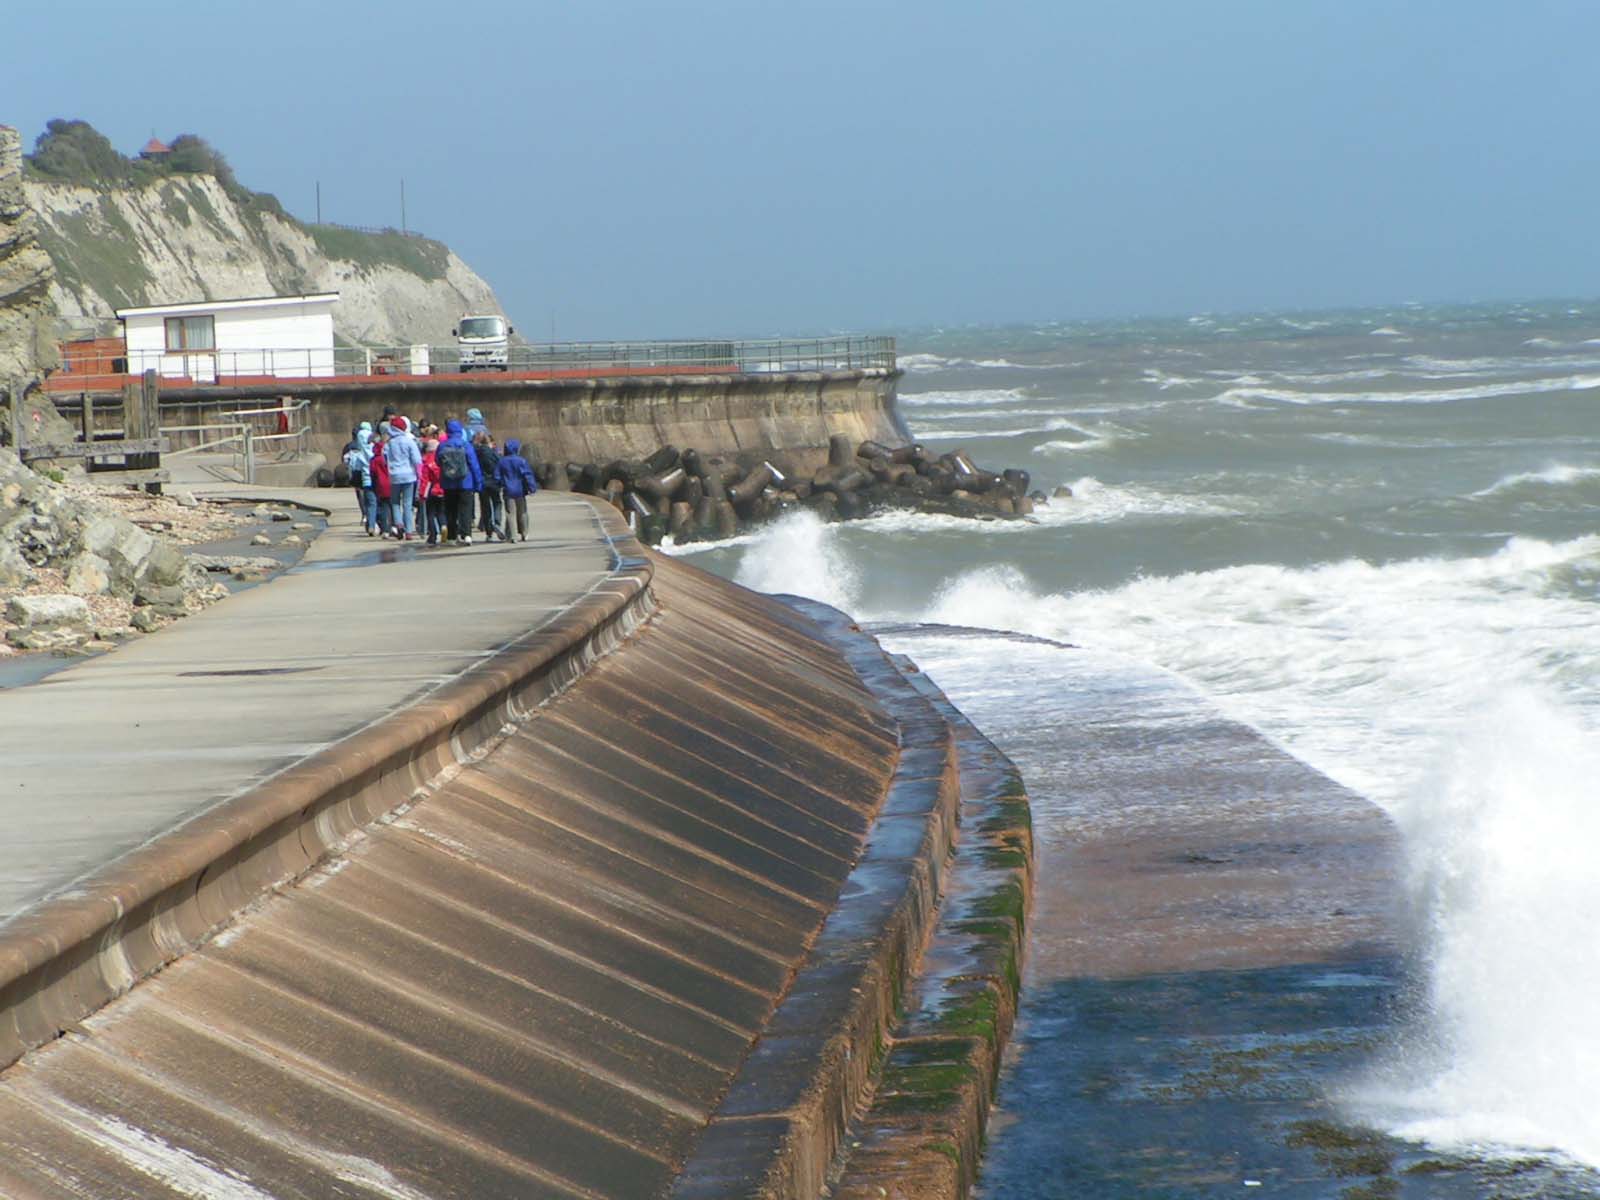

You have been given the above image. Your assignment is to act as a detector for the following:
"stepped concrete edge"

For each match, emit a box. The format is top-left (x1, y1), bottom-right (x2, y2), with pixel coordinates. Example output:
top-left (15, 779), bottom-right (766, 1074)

top-left (671, 598), bottom-right (1026, 1199)
top-left (831, 658), bottom-right (1034, 1199)
top-left (0, 498), bottom-right (653, 1073)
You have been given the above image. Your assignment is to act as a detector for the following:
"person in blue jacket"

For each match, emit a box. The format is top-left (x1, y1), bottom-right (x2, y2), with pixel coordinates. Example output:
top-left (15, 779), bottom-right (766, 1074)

top-left (437, 418), bottom-right (483, 544)
top-left (496, 439), bottom-right (539, 542)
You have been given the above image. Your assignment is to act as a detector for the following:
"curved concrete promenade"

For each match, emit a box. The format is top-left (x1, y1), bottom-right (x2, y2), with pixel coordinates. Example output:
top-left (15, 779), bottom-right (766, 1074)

top-left (0, 491), bottom-right (1027, 1198)
top-left (0, 491), bottom-right (630, 926)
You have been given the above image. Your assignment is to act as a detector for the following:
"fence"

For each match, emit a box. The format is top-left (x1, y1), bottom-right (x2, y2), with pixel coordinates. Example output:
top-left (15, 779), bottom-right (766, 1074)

top-left (310, 221), bottom-right (426, 239)
top-left (159, 398), bottom-right (312, 485)
top-left (50, 335), bottom-right (897, 388)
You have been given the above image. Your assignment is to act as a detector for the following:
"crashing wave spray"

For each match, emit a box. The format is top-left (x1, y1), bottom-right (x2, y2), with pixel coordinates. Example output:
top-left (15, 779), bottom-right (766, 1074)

top-left (731, 510), bottom-right (861, 612)
top-left (1351, 692), bottom-right (1600, 1168)
top-left (804, 528), bottom-right (1600, 1168)
top-left (916, 540), bottom-right (1600, 1168)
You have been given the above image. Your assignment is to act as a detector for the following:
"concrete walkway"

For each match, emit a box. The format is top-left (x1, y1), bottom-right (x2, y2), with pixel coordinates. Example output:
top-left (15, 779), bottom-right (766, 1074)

top-left (0, 489), bottom-right (621, 925)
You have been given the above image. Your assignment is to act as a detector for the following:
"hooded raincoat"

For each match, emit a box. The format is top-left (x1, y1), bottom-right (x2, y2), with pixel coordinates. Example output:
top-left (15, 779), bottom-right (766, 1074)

top-left (497, 439), bottom-right (538, 499)
top-left (440, 419), bottom-right (484, 492)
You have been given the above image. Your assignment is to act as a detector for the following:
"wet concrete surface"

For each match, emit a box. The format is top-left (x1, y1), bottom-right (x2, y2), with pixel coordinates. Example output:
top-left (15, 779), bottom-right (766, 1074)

top-left (874, 633), bottom-right (1597, 1200)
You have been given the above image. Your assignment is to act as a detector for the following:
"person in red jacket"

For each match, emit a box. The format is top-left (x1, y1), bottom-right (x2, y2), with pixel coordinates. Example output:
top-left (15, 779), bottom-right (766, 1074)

top-left (368, 429), bottom-right (392, 537)
top-left (418, 434), bottom-right (446, 545)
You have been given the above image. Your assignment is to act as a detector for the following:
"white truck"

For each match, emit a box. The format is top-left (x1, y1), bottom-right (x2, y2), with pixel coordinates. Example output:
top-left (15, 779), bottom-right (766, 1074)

top-left (453, 314), bottom-right (513, 372)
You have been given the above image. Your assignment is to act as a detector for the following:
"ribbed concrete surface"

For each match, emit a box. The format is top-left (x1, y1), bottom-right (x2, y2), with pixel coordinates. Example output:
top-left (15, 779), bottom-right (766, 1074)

top-left (0, 560), bottom-right (899, 1199)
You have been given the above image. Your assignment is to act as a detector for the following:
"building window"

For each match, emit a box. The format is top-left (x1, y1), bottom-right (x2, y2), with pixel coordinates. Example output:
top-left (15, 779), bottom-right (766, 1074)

top-left (164, 315), bottom-right (215, 352)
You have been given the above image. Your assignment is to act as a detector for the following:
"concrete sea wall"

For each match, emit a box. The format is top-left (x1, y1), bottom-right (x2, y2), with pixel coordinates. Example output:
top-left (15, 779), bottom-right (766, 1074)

top-left (161, 367), bottom-right (908, 475)
top-left (0, 501), bottom-right (1029, 1199)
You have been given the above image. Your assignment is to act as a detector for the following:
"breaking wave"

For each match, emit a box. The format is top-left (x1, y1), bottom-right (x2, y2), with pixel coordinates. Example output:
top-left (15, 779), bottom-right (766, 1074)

top-left (1212, 374), bottom-right (1600, 408)
top-left (1471, 463), bottom-right (1600, 499)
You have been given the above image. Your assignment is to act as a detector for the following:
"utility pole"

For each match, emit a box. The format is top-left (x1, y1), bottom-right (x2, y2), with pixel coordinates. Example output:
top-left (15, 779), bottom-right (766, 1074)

top-left (315, 181), bottom-right (321, 224)
top-left (400, 179), bottom-right (407, 235)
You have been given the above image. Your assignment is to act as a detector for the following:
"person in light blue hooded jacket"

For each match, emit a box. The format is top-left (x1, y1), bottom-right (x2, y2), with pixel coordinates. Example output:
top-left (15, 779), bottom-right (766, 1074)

top-left (384, 416), bottom-right (422, 538)
top-left (438, 418), bottom-right (484, 543)
top-left (464, 407), bottom-right (489, 441)
top-left (342, 422), bottom-right (379, 534)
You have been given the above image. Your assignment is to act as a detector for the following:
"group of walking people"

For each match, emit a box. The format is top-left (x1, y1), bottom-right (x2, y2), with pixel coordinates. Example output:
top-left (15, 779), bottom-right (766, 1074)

top-left (341, 406), bottom-right (540, 545)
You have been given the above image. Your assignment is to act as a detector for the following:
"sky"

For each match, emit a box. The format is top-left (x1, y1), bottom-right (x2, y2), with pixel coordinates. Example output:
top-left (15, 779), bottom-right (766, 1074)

top-left (8, 0), bottom-right (1600, 338)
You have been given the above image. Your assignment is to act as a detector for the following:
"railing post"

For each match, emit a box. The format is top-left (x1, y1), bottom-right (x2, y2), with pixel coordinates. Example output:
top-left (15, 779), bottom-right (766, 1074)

top-left (242, 425), bottom-right (255, 485)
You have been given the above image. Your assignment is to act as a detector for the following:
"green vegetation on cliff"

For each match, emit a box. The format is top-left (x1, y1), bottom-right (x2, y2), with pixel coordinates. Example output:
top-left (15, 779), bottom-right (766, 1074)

top-left (25, 121), bottom-right (282, 214)
top-left (306, 224), bottom-right (450, 282)
top-left (20, 119), bottom-right (503, 344)
top-left (26, 119), bottom-right (450, 285)
top-left (43, 197), bottom-right (155, 311)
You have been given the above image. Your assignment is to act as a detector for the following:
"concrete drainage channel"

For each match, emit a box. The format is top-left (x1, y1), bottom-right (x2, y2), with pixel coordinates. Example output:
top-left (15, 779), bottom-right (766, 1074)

top-left (672, 598), bottom-right (1033, 1200)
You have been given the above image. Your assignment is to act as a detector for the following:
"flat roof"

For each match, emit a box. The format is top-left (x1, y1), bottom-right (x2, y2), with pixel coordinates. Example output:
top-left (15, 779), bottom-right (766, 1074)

top-left (116, 293), bottom-right (340, 319)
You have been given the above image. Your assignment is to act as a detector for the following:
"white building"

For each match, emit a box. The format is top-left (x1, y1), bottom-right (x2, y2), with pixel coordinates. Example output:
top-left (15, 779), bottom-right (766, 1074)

top-left (116, 293), bottom-right (339, 383)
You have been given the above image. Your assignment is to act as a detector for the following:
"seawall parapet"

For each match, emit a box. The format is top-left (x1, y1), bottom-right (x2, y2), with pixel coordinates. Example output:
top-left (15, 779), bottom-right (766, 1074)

top-left (158, 366), bottom-right (908, 477)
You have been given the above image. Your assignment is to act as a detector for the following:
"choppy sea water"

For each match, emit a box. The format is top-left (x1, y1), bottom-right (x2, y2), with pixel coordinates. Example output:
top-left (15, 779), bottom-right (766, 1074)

top-left (669, 300), bottom-right (1600, 1192)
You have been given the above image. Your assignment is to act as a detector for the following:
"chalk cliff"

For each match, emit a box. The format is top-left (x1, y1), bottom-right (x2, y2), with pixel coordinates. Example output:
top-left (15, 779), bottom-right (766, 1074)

top-left (20, 143), bottom-right (504, 347)
top-left (0, 126), bottom-right (58, 385)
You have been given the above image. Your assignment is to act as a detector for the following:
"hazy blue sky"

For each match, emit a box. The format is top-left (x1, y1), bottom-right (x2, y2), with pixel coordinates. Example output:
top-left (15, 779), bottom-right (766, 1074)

top-left (10, 1), bottom-right (1599, 337)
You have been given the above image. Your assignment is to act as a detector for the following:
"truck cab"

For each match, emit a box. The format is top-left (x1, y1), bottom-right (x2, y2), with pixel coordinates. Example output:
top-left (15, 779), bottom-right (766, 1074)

top-left (454, 314), bottom-right (513, 372)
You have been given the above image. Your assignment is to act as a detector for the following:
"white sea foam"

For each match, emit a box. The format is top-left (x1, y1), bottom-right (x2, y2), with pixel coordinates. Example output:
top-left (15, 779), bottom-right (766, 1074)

top-left (1404, 353), bottom-right (1600, 379)
top-left (846, 484), bottom-right (1205, 535)
top-left (731, 510), bottom-right (860, 611)
top-left (898, 352), bottom-right (957, 372)
top-left (657, 528), bottom-right (769, 555)
top-left (893, 535), bottom-right (1600, 1166)
top-left (1213, 373), bottom-right (1600, 408)
top-left (899, 387), bottom-right (1031, 409)
top-left (913, 417), bottom-right (1083, 441)
top-left (1348, 692), bottom-right (1600, 1169)
top-left (1263, 367), bottom-right (1400, 386)
top-left (1142, 368), bottom-right (1205, 389)
top-left (1031, 423), bottom-right (1124, 454)
top-left (1371, 326), bottom-right (1408, 337)
top-left (897, 353), bottom-right (1052, 372)
top-left (1472, 463), bottom-right (1600, 498)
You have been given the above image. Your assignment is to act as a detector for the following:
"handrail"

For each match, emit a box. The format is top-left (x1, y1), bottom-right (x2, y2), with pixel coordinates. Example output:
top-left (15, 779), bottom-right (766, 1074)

top-left (159, 399), bottom-right (313, 483)
top-left (55, 335), bottom-right (897, 385)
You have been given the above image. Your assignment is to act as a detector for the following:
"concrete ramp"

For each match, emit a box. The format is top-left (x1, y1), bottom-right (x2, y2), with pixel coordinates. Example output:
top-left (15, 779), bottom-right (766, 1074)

top-left (0, 559), bottom-right (904, 1198)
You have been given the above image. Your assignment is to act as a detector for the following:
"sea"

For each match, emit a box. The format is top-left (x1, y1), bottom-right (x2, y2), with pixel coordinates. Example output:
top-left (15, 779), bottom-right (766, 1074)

top-left (667, 299), bottom-right (1600, 1195)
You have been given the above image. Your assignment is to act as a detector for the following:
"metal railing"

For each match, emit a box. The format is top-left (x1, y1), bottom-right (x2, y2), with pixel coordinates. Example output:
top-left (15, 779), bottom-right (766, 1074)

top-left (309, 221), bottom-right (427, 240)
top-left (160, 399), bottom-right (312, 484)
top-left (53, 335), bottom-right (897, 386)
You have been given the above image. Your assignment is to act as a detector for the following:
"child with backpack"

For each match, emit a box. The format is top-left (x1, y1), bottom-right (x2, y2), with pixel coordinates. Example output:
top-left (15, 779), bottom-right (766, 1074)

top-left (496, 439), bottom-right (539, 542)
top-left (343, 423), bottom-right (378, 534)
top-left (438, 419), bottom-right (483, 544)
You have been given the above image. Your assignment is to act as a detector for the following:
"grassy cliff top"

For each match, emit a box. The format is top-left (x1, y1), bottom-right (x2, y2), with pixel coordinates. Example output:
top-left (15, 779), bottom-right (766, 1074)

top-left (24, 120), bottom-right (450, 288)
